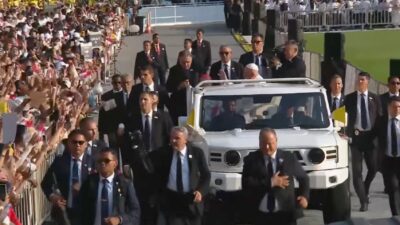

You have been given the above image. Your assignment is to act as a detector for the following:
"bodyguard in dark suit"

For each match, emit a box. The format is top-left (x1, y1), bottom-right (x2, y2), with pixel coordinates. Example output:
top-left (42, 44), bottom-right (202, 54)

top-left (151, 126), bottom-right (211, 225)
top-left (125, 91), bottom-right (173, 225)
top-left (239, 33), bottom-right (271, 78)
top-left (327, 74), bottom-right (345, 112)
top-left (98, 74), bottom-right (128, 147)
top-left (134, 40), bottom-right (160, 81)
top-left (210, 45), bottom-right (243, 80)
top-left (242, 128), bottom-right (309, 225)
top-left (128, 65), bottom-right (170, 116)
top-left (167, 51), bottom-right (200, 124)
top-left (380, 75), bottom-right (400, 118)
top-left (274, 40), bottom-right (306, 78)
top-left (41, 130), bottom-right (94, 225)
top-left (79, 148), bottom-right (140, 225)
top-left (151, 33), bottom-right (169, 86)
top-left (344, 72), bottom-right (382, 211)
top-left (378, 96), bottom-right (400, 216)
top-left (192, 28), bottom-right (212, 74)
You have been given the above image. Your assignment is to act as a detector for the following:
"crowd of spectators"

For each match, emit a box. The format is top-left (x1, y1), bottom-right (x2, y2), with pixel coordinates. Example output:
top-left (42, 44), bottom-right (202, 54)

top-left (0, 2), bottom-right (126, 223)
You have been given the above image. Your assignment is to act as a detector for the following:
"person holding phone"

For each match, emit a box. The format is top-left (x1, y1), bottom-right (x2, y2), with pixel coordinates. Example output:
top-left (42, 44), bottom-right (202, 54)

top-left (242, 128), bottom-right (309, 225)
top-left (150, 126), bottom-right (210, 225)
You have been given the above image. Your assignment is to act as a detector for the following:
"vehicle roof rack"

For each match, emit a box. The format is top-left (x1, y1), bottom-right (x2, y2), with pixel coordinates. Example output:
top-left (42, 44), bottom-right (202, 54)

top-left (195, 78), bottom-right (321, 89)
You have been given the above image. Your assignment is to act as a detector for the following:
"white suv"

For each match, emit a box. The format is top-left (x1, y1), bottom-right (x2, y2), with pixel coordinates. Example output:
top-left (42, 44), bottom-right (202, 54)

top-left (183, 78), bottom-right (350, 224)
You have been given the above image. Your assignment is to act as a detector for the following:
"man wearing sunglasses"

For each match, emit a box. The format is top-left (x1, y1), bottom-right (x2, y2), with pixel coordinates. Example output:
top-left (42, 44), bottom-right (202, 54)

top-left (79, 148), bottom-right (140, 225)
top-left (210, 45), bottom-right (243, 80)
top-left (381, 75), bottom-right (400, 118)
top-left (239, 33), bottom-right (271, 79)
top-left (98, 74), bottom-right (127, 147)
top-left (41, 129), bottom-right (94, 225)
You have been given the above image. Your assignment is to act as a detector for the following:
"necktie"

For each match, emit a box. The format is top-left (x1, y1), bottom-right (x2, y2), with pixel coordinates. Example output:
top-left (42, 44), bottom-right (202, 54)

top-left (72, 159), bottom-right (79, 207)
top-left (176, 152), bottom-right (184, 193)
top-left (156, 44), bottom-right (160, 55)
top-left (255, 55), bottom-right (261, 67)
top-left (224, 64), bottom-right (229, 80)
top-left (145, 86), bottom-right (150, 92)
top-left (101, 179), bottom-right (109, 225)
top-left (332, 97), bottom-right (338, 111)
top-left (143, 115), bottom-right (151, 151)
top-left (392, 118), bottom-right (398, 157)
top-left (361, 94), bottom-right (368, 129)
top-left (267, 157), bottom-right (275, 212)
top-left (123, 92), bottom-right (128, 106)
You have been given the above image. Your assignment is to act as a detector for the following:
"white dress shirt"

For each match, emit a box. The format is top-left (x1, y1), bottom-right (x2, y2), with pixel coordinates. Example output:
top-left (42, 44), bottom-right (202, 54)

top-left (259, 151), bottom-right (279, 213)
top-left (220, 61), bottom-right (232, 79)
top-left (143, 82), bottom-right (155, 92)
top-left (68, 154), bottom-right (84, 208)
top-left (355, 90), bottom-right (372, 131)
top-left (387, 115), bottom-right (400, 157)
top-left (167, 146), bottom-right (190, 193)
top-left (95, 173), bottom-right (115, 225)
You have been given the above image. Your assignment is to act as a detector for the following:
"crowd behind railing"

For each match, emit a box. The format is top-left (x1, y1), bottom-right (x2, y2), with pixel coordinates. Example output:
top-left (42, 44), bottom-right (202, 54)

top-left (0, 2), bottom-right (126, 224)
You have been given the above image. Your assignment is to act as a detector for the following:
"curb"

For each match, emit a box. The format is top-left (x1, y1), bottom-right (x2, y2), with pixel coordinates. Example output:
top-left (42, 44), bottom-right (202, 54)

top-left (232, 32), bottom-right (252, 53)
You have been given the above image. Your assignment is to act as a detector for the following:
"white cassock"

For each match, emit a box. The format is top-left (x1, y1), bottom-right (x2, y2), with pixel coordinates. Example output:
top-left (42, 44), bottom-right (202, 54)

top-left (392, 0), bottom-right (400, 26)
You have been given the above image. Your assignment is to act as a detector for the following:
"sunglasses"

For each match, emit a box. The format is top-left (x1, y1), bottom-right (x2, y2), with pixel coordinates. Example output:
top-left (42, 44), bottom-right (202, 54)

top-left (391, 82), bottom-right (400, 85)
top-left (72, 140), bottom-right (85, 145)
top-left (97, 158), bottom-right (114, 164)
top-left (252, 40), bottom-right (263, 44)
top-left (219, 52), bottom-right (230, 55)
top-left (112, 81), bottom-right (121, 84)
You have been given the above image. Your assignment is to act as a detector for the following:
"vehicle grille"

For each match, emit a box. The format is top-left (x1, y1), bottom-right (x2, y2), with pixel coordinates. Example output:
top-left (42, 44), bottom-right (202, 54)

top-left (210, 152), bottom-right (222, 162)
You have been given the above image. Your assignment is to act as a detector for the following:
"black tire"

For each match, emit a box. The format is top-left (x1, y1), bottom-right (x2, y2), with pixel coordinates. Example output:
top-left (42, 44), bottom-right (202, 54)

top-left (322, 178), bottom-right (351, 224)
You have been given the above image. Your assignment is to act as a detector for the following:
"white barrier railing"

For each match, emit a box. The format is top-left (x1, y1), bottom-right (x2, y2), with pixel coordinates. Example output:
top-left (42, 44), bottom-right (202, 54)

top-left (139, 2), bottom-right (225, 26)
top-left (280, 8), bottom-right (397, 31)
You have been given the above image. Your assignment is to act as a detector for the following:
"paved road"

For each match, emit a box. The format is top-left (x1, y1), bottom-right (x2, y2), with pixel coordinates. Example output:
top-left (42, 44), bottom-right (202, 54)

top-left (115, 22), bottom-right (393, 225)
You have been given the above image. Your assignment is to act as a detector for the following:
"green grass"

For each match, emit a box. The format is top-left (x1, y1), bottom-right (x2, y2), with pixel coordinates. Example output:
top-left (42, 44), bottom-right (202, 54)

top-left (304, 30), bottom-right (400, 83)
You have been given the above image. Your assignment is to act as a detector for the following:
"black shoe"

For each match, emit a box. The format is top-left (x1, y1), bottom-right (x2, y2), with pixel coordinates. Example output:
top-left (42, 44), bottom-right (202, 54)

top-left (360, 203), bottom-right (368, 212)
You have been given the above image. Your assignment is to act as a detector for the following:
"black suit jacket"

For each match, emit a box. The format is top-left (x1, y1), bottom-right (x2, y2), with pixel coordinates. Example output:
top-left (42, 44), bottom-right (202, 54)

top-left (41, 152), bottom-right (93, 203)
top-left (78, 174), bottom-right (141, 225)
top-left (344, 91), bottom-right (382, 139)
top-left (239, 51), bottom-right (271, 78)
top-left (210, 60), bottom-right (243, 80)
top-left (327, 94), bottom-right (345, 112)
top-left (242, 150), bottom-right (309, 221)
top-left (192, 39), bottom-right (211, 73)
top-left (150, 144), bottom-right (211, 216)
top-left (127, 83), bottom-right (170, 116)
top-left (98, 90), bottom-right (128, 136)
top-left (274, 56), bottom-right (306, 78)
top-left (167, 64), bottom-right (200, 123)
top-left (126, 110), bottom-right (173, 152)
top-left (151, 43), bottom-right (169, 71)
top-left (133, 50), bottom-right (160, 80)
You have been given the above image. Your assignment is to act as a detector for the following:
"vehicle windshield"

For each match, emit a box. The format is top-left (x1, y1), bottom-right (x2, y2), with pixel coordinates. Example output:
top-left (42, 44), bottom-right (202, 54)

top-left (200, 93), bottom-right (330, 131)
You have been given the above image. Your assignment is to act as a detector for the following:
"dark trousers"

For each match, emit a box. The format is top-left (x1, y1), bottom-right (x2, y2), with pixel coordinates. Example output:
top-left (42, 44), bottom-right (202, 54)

top-left (255, 211), bottom-right (296, 225)
top-left (157, 68), bottom-right (166, 86)
top-left (351, 143), bottom-right (378, 204)
top-left (382, 156), bottom-right (400, 216)
top-left (51, 207), bottom-right (80, 225)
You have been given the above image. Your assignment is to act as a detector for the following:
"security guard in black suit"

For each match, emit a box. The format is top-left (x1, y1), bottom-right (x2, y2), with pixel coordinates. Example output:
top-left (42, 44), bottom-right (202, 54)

top-left (378, 96), bottom-right (400, 216)
top-left (344, 72), bottom-right (382, 212)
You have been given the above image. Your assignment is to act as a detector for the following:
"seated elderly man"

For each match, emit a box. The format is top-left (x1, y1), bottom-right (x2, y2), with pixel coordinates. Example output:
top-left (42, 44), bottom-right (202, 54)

top-left (243, 63), bottom-right (263, 80)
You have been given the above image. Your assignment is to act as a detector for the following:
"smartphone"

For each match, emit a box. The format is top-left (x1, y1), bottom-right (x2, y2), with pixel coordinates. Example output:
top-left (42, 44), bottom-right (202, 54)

top-left (0, 183), bottom-right (8, 201)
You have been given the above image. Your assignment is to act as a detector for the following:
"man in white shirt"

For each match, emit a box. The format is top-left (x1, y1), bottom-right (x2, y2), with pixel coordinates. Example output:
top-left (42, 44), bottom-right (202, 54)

top-left (344, 72), bottom-right (382, 211)
top-left (79, 148), bottom-right (140, 225)
top-left (327, 74), bottom-right (345, 112)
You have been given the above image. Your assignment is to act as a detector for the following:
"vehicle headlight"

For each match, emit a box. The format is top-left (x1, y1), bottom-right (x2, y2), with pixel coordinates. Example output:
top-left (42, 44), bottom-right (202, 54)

top-left (224, 150), bottom-right (241, 166)
top-left (308, 148), bottom-right (325, 164)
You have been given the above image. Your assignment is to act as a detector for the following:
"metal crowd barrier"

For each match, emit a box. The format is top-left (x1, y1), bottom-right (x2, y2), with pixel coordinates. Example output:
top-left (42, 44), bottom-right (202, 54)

top-left (280, 8), bottom-right (395, 31)
top-left (14, 154), bottom-right (55, 225)
top-left (139, 2), bottom-right (225, 26)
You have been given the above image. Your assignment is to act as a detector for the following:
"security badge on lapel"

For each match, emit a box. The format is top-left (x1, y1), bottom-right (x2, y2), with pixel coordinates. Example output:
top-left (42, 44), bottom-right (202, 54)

top-left (354, 129), bottom-right (360, 136)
